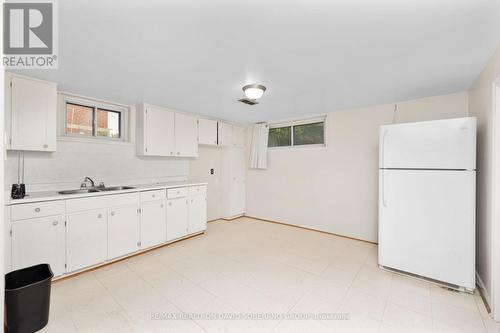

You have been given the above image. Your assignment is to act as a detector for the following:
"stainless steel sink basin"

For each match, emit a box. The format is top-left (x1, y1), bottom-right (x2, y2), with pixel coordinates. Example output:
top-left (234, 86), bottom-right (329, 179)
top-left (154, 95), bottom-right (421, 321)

top-left (99, 186), bottom-right (136, 191)
top-left (58, 189), bottom-right (101, 195)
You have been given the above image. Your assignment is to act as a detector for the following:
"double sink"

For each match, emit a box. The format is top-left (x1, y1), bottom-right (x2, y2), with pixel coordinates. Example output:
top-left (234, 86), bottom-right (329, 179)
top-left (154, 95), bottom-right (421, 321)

top-left (58, 186), bottom-right (135, 195)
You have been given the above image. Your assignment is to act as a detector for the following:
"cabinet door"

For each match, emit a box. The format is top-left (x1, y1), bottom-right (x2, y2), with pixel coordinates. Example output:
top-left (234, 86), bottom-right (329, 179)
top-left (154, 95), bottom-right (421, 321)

top-left (141, 200), bottom-right (167, 249)
top-left (221, 147), bottom-right (246, 218)
top-left (108, 205), bottom-right (140, 260)
top-left (188, 194), bottom-right (207, 234)
top-left (198, 119), bottom-right (218, 145)
top-left (10, 76), bottom-right (57, 151)
top-left (66, 209), bottom-right (107, 272)
top-left (231, 147), bottom-right (246, 215)
top-left (145, 106), bottom-right (175, 156)
top-left (11, 215), bottom-right (65, 276)
top-left (232, 126), bottom-right (245, 147)
top-left (218, 122), bottom-right (233, 146)
top-left (175, 113), bottom-right (198, 157)
top-left (166, 197), bottom-right (189, 241)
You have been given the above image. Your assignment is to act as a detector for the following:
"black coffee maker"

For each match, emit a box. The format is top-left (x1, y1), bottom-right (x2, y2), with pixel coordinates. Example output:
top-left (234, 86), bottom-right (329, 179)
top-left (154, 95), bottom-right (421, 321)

top-left (11, 151), bottom-right (26, 199)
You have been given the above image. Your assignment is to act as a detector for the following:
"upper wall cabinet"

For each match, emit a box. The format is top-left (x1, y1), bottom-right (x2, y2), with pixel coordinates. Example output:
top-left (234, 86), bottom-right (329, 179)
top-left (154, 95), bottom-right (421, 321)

top-left (174, 113), bottom-right (198, 157)
top-left (6, 74), bottom-right (57, 152)
top-left (197, 119), bottom-right (245, 148)
top-left (137, 104), bottom-right (175, 156)
top-left (136, 104), bottom-right (198, 157)
top-left (217, 122), bottom-right (233, 147)
top-left (198, 119), bottom-right (218, 146)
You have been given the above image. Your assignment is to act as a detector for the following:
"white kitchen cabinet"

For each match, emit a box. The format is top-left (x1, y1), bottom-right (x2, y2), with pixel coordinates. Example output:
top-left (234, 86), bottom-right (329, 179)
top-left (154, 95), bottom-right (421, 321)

top-left (11, 215), bottom-right (65, 276)
top-left (7, 184), bottom-right (207, 278)
top-left (137, 104), bottom-right (175, 156)
top-left (218, 122), bottom-right (233, 146)
top-left (175, 112), bottom-right (198, 157)
top-left (108, 205), bottom-right (140, 259)
top-left (166, 197), bottom-right (189, 241)
top-left (7, 74), bottom-right (57, 152)
top-left (188, 191), bottom-right (207, 234)
top-left (198, 119), bottom-right (218, 146)
top-left (221, 147), bottom-right (246, 219)
top-left (232, 125), bottom-right (245, 147)
top-left (66, 209), bottom-right (107, 272)
top-left (137, 104), bottom-right (198, 157)
top-left (140, 200), bottom-right (167, 249)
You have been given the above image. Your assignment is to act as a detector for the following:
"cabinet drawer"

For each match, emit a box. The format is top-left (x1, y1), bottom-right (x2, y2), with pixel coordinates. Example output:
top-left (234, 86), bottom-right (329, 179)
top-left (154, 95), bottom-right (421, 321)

top-left (189, 185), bottom-right (207, 196)
top-left (66, 193), bottom-right (139, 213)
top-left (11, 201), bottom-right (65, 221)
top-left (167, 187), bottom-right (188, 199)
top-left (140, 190), bottom-right (166, 202)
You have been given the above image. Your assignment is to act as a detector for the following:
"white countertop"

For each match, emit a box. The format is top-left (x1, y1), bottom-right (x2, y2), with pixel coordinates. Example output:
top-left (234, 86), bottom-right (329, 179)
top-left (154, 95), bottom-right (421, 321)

top-left (5, 181), bottom-right (208, 205)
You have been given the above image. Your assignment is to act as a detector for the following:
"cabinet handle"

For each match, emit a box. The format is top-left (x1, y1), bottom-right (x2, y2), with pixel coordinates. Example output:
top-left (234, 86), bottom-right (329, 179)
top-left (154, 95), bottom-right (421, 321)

top-left (186, 200), bottom-right (189, 204)
top-left (170, 151), bottom-right (173, 155)
top-left (34, 208), bottom-right (41, 213)
top-left (177, 191), bottom-right (180, 194)
top-left (197, 188), bottom-right (199, 192)
top-left (97, 214), bottom-right (102, 218)
top-left (191, 199), bottom-right (194, 203)
top-left (160, 204), bottom-right (164, 208)
top-left (110, 211), bottom-right (115, 216)
top-left (152, 194), bottom-right (155, 198)
top-left (52, 221), bottom-right (58, 226)
top-left (177, 152), bottom-right (180, 155)
top-left (43, 144), bottom-right (48, 148)
top-left (168, 202), bottom-right (172, 206)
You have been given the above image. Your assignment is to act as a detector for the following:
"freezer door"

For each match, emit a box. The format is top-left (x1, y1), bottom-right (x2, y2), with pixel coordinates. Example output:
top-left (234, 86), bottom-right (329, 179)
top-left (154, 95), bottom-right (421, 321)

top-left (380, 117), bottom-right (476, 170)
top-left (378, 169), bottom-right (475, 290)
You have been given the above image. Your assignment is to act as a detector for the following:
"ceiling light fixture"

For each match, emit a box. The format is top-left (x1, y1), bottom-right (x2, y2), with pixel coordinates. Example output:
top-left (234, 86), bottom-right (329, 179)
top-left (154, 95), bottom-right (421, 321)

top-left (242, 84), bottom-right (266, 100)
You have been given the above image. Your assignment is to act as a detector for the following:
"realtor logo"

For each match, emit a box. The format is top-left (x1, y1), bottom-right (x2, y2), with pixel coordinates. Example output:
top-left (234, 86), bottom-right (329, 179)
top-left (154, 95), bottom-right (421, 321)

top-left (3, 0), bottom-right (58, 68)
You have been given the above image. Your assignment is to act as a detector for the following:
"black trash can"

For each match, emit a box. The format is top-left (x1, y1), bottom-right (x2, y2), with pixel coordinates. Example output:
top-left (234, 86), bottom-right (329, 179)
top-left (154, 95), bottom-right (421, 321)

top-left (5, 264), bottom-right (54, 333)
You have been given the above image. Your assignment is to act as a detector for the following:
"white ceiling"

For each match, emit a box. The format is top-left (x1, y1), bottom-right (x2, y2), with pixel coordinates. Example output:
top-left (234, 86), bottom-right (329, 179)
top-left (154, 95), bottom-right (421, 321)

top-left (21, 0), bottom-right (500, 123)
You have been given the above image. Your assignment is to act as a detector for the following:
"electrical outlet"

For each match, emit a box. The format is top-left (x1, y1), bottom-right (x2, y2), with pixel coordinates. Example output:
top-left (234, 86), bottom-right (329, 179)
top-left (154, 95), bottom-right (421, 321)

top-left (210, 168), bottom-right (214, 175)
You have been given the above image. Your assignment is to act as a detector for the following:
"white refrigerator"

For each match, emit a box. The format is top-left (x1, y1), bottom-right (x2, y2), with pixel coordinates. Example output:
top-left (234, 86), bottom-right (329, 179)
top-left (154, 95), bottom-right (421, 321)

top-left (378, 117), bottom-right (476, 291)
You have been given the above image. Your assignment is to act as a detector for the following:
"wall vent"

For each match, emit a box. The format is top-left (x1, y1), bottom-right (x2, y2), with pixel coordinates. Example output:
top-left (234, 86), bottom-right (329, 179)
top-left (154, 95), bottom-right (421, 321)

top-left (238, 98), bottom-right (258, 106)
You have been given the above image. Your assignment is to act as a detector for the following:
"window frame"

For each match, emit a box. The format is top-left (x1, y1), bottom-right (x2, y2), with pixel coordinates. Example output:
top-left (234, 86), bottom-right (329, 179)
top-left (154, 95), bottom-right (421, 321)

top-left (268, 126), bottom-right (292, 148)
top-left (59, 93), bottom-right (130, 143)
top-left (268, 116), bottom-right (327, 150)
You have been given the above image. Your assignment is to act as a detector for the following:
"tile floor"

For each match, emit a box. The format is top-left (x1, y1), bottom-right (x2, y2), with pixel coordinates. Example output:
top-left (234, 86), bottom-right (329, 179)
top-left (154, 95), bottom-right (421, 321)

top-left (42, 218), bottom-right (499, 333)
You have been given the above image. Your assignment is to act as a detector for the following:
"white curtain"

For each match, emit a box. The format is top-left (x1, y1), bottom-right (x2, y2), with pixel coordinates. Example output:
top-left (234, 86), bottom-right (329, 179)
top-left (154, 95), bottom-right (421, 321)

top-left (249, 123), bottom-right (269, 169)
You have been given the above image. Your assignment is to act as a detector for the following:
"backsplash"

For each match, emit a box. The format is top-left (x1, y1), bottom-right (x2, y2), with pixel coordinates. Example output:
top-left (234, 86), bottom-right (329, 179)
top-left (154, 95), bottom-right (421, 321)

top-left (5, 140), bottom-right (190, 192)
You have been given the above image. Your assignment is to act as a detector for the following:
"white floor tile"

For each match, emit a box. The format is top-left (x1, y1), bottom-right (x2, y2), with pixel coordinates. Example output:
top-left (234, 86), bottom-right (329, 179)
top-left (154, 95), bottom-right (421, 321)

top-left (44, 218), bottom-right (489, 333)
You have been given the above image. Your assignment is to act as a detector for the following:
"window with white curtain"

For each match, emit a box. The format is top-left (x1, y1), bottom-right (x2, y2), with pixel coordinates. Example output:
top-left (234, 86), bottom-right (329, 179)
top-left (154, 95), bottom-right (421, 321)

top-left (268, 117), bottom-right (326, 148)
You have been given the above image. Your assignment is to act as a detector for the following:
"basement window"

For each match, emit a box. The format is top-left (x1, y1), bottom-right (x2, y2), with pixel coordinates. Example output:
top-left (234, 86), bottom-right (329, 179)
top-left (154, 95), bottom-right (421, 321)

top-left (61, 94), bottom-right (129, 142)
top-left (268, 117), bottom-right (326, 148)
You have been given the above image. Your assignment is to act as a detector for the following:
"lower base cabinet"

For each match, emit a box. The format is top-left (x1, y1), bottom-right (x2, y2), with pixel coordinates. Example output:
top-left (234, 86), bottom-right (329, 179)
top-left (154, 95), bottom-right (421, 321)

top-left (189, 194), bottom-right (207, 234)
top-left (166, 197), bottom-right (189, 241)
top-left (7, 184), bottom-right (208, 277)
top-left (140, 200), bottom-right (167, 249)
top-left (108, 204), bottom-right (140, 259)
top-left (11, 215), bottom-right (65, 276)
top-left (66, 209), bottom-right (107, 272)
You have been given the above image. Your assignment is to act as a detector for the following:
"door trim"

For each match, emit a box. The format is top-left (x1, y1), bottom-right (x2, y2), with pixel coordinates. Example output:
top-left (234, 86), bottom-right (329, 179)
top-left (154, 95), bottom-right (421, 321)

top-left (491, 76), bottom-right (500, 320)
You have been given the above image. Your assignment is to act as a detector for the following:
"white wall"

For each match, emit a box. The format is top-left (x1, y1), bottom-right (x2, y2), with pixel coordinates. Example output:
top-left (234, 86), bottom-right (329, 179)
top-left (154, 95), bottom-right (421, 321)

top-left (188, 145), bottom-right (222, 221)
top-left (245, 92), bottom-right (469, 243)
top-left (468, 45), bottom-right (500, 317)
top-left (5, 140), bottom-right (189, 192)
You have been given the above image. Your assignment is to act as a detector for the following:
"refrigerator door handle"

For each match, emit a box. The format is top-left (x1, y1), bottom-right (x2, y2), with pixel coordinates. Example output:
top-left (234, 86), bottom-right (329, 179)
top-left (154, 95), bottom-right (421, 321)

top-left (381, 129), bottom-right (388, 168)
top-left (381, 170), bottom-right (387, 207)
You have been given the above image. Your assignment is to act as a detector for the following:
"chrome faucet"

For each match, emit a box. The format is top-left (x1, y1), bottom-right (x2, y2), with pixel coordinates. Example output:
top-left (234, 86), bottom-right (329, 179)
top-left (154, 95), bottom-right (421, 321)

top-left (81, 176), bottom-right (95, 189)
